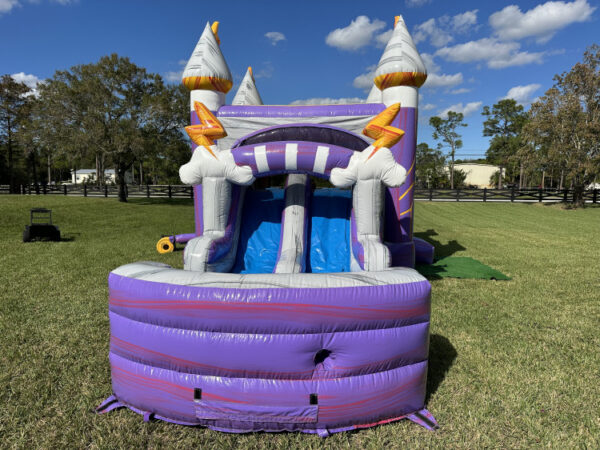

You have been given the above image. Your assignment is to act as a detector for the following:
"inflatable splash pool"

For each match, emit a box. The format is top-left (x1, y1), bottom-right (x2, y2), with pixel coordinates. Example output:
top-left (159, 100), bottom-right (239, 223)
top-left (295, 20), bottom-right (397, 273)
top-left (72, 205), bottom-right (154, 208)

top-left (98, 15), bottom-right (438, 435)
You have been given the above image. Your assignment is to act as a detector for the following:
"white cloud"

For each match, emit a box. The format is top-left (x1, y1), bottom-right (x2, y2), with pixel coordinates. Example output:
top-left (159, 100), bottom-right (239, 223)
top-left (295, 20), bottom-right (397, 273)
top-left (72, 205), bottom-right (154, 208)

top-left (1, 0), bottom-right (76, 15)
top-left (11, 72), bottom-right (41, 89)
top-left (490, 0), bottom-right (596, 43)
top-left (439, 101), bottom-right (482, 118)
top-left (164, 71), bottom-right (182, 83)
top-left (375, 29), bottom-right (393, 47)
top-left (290, 97), bottom-right (365, 106)
top-left (435, 38), bottom-right (545, 69)
top-left (265, 31), bottom-right (286, 46)
top-left (452, 10), bottom-right (478, 33)
top-left (11, 72), bottom-right (43, 96)
top-left (326, 16), bottom-right (386, 51)
top-left (0, 0), bottom-right (19, 14)
top-left (420, 53), bottom-right (440, 73)
top-left (413, 10), bottom-right (478, 48)
top-left (503, 83), bottom-right (541, 105)
top-left (424, 72), bottom-right (464, 89)
top-left (413, 18), bottom-right (453, 48)
top-left (405, 0), bottom-right (431, 6)
top-left (487, 50), bottom-right (545, 68)
top-left (352, 65), bottom-right (377, 91)
top-left (450, 87), bottom-right (471, 94)
top-left (422, 103), bottom-right (436, 110)
top-left (254, 61), bottom-right (274, 79)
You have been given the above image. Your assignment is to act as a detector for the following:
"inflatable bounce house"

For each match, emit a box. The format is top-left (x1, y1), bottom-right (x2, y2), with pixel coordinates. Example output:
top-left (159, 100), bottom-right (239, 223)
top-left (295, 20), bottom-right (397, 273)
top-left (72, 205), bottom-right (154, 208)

top-left (98, 16), bottom-right (438, 436)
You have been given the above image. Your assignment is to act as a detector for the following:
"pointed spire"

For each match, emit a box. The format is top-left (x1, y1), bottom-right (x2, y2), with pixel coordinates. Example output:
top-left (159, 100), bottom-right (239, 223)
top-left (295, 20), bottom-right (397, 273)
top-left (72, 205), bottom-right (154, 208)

top-left (366, 84), bottom-right (381, 103)
top-left (232, 67), bottom-right (264, 105)
top-left (182, 21), bottom-right (233, 93)
top-left (374, 15), bottom-right (427, 90)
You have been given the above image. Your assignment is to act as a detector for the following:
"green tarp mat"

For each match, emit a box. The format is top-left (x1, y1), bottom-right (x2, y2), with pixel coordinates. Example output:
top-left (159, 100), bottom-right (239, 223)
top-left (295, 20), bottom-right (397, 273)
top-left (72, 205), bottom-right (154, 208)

top-left (416, 256), bottom-right (511, 280)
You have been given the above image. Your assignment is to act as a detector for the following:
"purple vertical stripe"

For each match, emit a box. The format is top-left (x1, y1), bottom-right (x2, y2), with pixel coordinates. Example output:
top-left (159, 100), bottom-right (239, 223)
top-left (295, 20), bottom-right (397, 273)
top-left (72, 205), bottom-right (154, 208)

top-left (386, 107), bottom-right (416, 244)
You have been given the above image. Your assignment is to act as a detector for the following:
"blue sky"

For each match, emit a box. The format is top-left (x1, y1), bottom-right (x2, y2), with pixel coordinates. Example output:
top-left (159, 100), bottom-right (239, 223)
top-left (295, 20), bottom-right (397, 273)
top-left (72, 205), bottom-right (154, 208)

top-left (1, 0), bottom-right (597, 158)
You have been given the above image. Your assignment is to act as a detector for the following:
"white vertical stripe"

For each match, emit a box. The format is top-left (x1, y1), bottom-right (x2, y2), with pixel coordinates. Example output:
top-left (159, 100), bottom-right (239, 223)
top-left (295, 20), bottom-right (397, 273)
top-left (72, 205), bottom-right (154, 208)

top-left (285, 143), bottom-right (298, 170)
top-left (254, 145), bottom-right (269, 173)
top-left (313, 146), bottom-right (329, 174)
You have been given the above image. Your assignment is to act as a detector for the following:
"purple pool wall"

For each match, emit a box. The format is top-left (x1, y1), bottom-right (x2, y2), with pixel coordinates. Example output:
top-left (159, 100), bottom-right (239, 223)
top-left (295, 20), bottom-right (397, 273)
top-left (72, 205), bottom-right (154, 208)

top-left (102, 265), bottom-right (434, 434)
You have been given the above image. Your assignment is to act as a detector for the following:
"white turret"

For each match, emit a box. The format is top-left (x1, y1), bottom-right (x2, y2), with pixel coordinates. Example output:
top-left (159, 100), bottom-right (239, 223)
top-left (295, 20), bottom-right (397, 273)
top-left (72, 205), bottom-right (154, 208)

top-left (374, 15), bottom-right (427, 108)
top-left (182, 21), bottom-right (232, 111)
top-left (366, 84), bottom-right (381, 103)
top-left (232, 67), bottom-right (263, 106)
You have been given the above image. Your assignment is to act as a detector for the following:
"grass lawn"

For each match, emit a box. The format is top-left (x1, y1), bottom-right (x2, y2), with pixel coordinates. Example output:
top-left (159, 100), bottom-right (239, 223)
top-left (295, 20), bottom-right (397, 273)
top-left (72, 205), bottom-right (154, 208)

top-left (0, 196), bottom-right (598, 448)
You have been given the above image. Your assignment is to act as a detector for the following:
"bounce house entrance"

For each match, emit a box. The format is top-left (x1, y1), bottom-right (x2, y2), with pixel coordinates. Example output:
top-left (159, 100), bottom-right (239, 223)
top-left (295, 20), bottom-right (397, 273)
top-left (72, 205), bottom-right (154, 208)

top-left (232, 183), bottom-right (352, 274)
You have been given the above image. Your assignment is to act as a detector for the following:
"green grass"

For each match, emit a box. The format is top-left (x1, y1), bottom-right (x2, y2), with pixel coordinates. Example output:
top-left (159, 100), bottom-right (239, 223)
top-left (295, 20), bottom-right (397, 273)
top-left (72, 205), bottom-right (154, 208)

top-left (0, 196), bottom-right (598, 448)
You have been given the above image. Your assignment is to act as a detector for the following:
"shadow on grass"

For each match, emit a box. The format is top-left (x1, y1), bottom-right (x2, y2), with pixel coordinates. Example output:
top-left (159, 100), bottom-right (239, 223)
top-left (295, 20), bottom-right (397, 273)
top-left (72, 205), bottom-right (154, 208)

top-left (127, 198), bottom-right (194, 207)
top-left (414, 229), bottom-right (466, 259)
top-left (415, 263), bottom-right (445, 281)
top-left (426, 334), bottom-right (457, 404)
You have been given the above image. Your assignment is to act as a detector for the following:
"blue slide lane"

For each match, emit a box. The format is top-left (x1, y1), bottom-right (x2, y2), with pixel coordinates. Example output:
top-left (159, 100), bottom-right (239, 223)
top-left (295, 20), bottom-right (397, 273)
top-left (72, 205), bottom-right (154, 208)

top-left (308, 189), bottom-right (351, 273)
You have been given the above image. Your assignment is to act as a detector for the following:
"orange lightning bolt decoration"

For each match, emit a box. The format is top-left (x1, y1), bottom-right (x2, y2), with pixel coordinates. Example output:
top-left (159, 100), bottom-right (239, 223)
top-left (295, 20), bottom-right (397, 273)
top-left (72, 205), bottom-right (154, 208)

top-left (185, 101), bottom-right (227, 159)
top-left (362, 103), bottom-right (405, 160)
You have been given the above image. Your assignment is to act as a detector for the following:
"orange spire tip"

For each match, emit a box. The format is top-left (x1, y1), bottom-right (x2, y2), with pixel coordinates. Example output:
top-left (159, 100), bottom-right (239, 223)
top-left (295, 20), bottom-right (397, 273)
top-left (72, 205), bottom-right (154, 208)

top-left (211, 21), bottom-right (221, 45)
top-left (394, 16), bottom-right (400, 28)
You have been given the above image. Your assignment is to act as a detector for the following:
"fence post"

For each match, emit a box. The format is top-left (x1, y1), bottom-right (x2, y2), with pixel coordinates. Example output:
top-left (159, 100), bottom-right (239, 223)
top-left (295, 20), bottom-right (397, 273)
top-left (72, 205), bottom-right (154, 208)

top-left (563, 189), bottom-right (568, 203)
top-left (189, 186), bottom-right (194, 199)
top-left (104, 184), bottom-right (108, 198)
top-left (511, 186), bottom-right (515, 202)
top-left (538, 188), bottom-right (543, 202)
top-left (593, 189), bottom-right (598, 204)
top-left (483, 188), bottom-right (487, 202)
top-left (84, 184), bottom-right (87, 197)
top-left (146, 184), bottom-right (150, 198)
top-left (168, 185), bottom-right (172, 198)
top-left (28, 185), bottom-right (31, 195)
top-left (429, 188), bottom-right (433, 201)
top-left (63, 184), bottom-right (67, 195)
top-left (42, 184), bottom-right (46, 195)
top-left (125, 184), bottom-right (128, 199)
top-left (456, 189), bottom-right (460, 202)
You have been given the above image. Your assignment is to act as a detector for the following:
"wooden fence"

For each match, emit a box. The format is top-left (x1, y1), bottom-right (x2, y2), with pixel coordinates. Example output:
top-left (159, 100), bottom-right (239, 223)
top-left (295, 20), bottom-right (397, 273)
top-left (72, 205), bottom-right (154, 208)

top-left (1, 184), bottom-right (194, 198)
top-left (1, 184), bottom-right (598, 203)
top-left (414, 187), bottom-right (598, 203)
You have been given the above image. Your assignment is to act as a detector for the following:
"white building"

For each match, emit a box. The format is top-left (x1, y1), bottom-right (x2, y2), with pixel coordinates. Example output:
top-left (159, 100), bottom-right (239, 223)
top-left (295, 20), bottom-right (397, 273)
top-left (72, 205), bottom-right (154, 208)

top-left (451, 163), bottom-right (504, 188)
top-left (71, 169), bottom-right (133, 184)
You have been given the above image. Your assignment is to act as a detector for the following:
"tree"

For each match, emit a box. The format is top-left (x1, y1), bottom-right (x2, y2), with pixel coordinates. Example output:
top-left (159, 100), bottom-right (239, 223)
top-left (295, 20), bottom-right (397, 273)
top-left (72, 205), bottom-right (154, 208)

top-left (429, 111), bottom-right (466, 189)
top-left (0, 75), bottom-right (31, 192)
top-left (521, 45), bottom-right (600, 207)
top-left (482, 99), bottom-right (528, 188)
top-left (415, 142), bottom-right (447, 188)
top-left (38, 54), bottom-right (186, 201)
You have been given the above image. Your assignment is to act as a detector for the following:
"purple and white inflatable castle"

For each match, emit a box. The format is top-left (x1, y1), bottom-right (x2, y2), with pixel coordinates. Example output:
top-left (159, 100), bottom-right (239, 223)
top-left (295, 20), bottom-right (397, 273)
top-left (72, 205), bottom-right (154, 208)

top-left (98, 16), bottom-right (438, 436)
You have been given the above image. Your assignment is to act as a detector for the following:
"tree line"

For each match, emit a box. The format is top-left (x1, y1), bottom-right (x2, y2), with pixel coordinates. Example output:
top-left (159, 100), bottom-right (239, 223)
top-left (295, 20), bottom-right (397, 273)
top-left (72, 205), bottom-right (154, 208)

top-left (2, 46), bottom-right (599, 205)
top-left (417, 45), bottom-right (599, 207)
top-left (0, 54), bottom-right (190, 202)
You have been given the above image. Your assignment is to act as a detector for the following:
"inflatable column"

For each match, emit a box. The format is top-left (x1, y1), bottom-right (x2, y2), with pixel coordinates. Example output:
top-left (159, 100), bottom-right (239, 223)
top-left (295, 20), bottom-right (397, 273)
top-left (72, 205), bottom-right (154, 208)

top-left (180, 22), bottom-right (241, 272)
top-left (374, 16), bottom-right (427, 254)
top-left (330, 104), bottom-right (407, 271)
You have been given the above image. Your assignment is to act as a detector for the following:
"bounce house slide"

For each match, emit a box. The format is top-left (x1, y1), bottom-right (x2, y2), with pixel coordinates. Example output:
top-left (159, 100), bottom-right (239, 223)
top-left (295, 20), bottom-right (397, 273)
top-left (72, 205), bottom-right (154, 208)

top-left (99, 15), bottom-right (440, 436)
